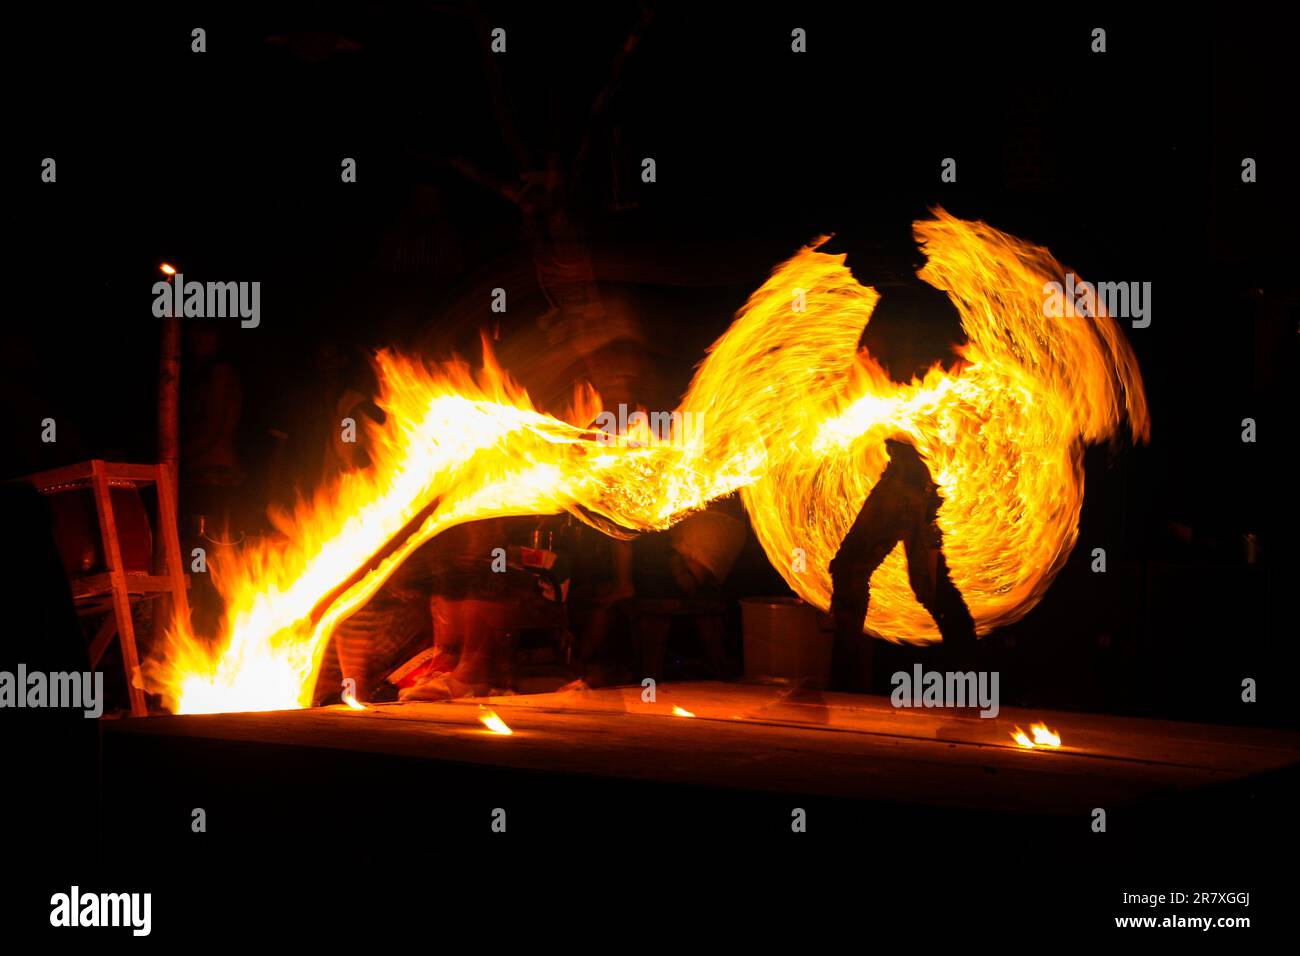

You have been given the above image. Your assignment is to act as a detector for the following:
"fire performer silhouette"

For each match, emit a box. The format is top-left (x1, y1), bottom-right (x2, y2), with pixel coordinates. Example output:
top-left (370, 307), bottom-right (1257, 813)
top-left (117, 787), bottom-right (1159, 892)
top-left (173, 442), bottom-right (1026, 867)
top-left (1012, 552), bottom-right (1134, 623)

top-left (828, 438), bottom-right (976, 691)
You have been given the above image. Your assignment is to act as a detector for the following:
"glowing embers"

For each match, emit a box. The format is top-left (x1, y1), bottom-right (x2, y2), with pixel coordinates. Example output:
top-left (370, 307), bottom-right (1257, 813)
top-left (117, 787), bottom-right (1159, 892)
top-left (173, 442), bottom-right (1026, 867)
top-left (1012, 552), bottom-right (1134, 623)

top-left (1011, 722), bottom-right (1061, 750)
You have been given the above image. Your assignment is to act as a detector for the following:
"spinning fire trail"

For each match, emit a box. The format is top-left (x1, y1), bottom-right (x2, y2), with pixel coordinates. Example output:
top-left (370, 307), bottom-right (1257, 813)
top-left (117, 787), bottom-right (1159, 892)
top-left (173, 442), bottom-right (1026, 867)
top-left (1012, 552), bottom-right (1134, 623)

top-left (147, 210), bottom-right (1148, 715)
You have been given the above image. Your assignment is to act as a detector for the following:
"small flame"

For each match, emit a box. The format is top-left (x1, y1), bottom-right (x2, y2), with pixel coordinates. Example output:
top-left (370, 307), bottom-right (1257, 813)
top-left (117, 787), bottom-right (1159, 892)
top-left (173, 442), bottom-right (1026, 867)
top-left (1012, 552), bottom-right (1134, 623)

top-left (1030, 722), bottom-right (1061, 747)
top-left (1012, 722), bottom-right (1062, 749)
top-left (159, 262), bottom-right (176, 276)
top-left (671, 705), bottom-right (695, 718)
top-left (342, 693), bottom-right (366, 710)
top-left (479, 708), bottom-right (513, 735)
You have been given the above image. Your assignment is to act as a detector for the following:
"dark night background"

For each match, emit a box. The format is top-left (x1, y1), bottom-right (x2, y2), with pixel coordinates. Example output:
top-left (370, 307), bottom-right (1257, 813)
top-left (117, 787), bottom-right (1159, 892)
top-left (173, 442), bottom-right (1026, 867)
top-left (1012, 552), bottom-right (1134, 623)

top-left (2, 4), bottom-right (1297, 937)
top-left (11, 4), bottom-right (1294, 723)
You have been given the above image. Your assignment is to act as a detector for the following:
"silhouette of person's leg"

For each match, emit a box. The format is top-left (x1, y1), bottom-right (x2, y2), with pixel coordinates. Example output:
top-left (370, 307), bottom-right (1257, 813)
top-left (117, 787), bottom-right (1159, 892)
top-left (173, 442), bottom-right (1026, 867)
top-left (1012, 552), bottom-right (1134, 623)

top-left (828, 487), bottom-right (909, 691)
top-left (930, 550), bottom-right (976, 649)
top-left (904, 529), bottom-right (976, 668)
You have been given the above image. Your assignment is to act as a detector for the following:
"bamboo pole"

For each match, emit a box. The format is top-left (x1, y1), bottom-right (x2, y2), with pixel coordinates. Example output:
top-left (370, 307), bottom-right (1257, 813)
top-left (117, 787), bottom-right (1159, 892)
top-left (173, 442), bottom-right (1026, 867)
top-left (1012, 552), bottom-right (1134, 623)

top-left (158, 281), bottom-right (180, 502)
top-left (153, 267), bottom-right (182, 657)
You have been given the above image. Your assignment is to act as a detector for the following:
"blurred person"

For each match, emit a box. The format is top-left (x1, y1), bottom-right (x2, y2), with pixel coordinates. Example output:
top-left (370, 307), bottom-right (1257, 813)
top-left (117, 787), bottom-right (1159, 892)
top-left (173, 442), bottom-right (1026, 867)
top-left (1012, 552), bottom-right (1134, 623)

top-left (828, 438), bottom-right (975, 691)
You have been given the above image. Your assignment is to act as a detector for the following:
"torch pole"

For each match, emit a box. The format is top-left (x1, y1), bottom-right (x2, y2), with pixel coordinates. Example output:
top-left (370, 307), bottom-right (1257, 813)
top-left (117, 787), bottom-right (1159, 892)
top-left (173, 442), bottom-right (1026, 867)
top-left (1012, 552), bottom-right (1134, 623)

top-left (153, 265), bottom-right (182, 657)
top-left (158, 268), bottom-right (180, 502)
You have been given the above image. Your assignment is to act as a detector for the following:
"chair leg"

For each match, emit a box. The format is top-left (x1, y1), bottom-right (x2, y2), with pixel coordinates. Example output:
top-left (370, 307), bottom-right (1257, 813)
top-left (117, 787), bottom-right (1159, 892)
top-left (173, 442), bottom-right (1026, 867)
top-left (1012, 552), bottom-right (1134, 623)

top-left (91, 462), bottom-right (148, 717)
top-left (88, 613), bottom-right (118, 669)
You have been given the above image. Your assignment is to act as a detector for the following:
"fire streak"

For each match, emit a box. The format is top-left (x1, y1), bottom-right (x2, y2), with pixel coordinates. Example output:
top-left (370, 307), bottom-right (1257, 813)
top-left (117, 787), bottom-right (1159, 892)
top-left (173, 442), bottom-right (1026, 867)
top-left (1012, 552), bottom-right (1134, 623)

top-left (479, 708), bottom-right (513, 735)
top-left (148, 210), bottom-right (1147, 715)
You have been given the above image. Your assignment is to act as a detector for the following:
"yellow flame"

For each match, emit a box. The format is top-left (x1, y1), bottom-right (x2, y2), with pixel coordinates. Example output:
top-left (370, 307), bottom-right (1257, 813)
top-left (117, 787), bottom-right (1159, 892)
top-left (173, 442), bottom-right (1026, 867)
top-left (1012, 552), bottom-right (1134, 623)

top-left (1030, 722), bottom-right (1061, 747)
top-left (479, 708), bottom-right (513, 735)
top-left (147, 210), bottom-right (1146, 715)
top-left (671, 705), bottom-right (695, 718)
top-left (1012, 722), bottom-right (1062, 749)
top-left (342, 693), bottom-right (366, 711)
top-left (717, 213), bottom-right (1148, 642)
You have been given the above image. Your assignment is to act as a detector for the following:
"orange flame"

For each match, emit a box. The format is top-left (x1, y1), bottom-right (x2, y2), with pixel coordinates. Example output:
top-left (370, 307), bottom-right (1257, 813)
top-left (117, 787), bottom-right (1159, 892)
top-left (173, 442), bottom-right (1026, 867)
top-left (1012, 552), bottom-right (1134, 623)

top-left (671, 705), bottom-right (695, 718)
top-left (715, 213), bottom-right (1148, 642)
top-left (147, 210), bottom-right (1146, 714)
top-left (479, 708), bottom-right (513, 735)
top-left (1012, 722), bottom-right (1062, 749)
top-left (1031, 722), bottom-right (1061, 747)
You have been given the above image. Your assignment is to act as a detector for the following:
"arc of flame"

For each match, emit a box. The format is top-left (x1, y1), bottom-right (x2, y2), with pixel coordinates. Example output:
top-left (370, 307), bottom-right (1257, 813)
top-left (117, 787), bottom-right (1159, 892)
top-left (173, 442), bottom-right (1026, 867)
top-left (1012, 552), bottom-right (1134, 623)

top-left (147, 210), bottom-right (1147, 715)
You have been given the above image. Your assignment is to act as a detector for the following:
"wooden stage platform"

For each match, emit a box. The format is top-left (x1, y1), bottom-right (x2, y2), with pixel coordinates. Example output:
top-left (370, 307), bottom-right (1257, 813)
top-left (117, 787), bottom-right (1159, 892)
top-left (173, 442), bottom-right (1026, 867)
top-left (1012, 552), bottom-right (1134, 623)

top-left (82, 680), bottom-right (1300, 930)
top-left (106, 681), bottom-right (1300, 817)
